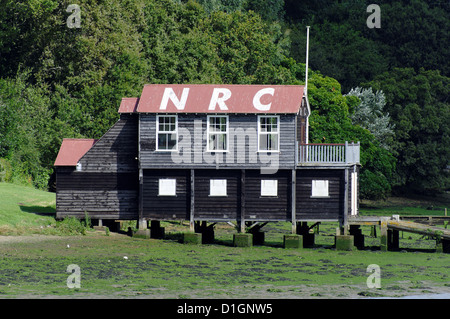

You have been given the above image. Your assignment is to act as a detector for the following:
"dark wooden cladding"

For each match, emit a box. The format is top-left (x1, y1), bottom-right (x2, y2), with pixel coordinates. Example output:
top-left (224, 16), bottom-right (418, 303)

top-left (244, 170), bottom-right (291, 221)
top-left (142, 169), bottom-right (190, 220)
top-left (296, 169), bottom-right (344, 220)
top-left (194, 170), bottom-right (240, 220)
top-left (57, 171), bottom-right (138, 191)
top-left (56, 169), bottom-right (138, 220)
top-left (55, 115), bottom-right (139, 220)
top-left (139, 114), bottom-right (296, 170)
top-left (79, 115), bottom-right (138, 173)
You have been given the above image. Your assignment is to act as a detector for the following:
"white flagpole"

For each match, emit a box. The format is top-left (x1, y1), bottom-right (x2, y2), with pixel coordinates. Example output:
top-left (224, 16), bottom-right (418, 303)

top-left (305, 26), bottom-right (310, 96)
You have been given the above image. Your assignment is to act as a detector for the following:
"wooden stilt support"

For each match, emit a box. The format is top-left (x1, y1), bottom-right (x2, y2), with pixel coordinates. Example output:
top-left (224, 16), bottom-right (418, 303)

top-left (190, 169), bottom-right (195, 232)
top-left (380, 217), bottom-right (400, 251)
top-left (150, 220), bottom-right (165, 239)
top-left (239, 169), bottom-right (246, 234)
top-left (349, 225), bottom-right (364, 250)
top-left (291, 169), bottom-right (296, 234)
top-left (247, 222), bottom-right (267, 246)
top-left (296, 222), bottom-right (315, 248)
top-left (194, 221), bottom-right (215, 244)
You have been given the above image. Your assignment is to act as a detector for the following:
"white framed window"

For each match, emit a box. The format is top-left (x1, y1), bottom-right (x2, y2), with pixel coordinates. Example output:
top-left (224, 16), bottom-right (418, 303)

top-left (158, 178), bottom-right (176, 196)
top-left (207, 115), bottom-right (228, 152)
top-left (156, 115), bottom-right (178, 151)
top-left (209, 179), bottom-right (227, 196)
top-left (261, 179), bottom-right (278, 197)
top-left (311, 180), bottom-right (329, 198)
top-left (258, 115), bottom-right (280, 152)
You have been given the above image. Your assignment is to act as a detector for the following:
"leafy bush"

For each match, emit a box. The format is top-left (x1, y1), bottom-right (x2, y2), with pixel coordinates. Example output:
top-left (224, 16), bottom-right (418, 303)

top-left (56, 217), bottom-right (87, 235)
top-left (0, 158), bottom-right (12, 182)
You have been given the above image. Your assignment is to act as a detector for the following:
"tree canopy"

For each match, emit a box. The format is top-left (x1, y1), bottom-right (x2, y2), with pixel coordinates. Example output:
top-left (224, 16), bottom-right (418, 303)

top-left (0, 0), bottom-right (448, 198)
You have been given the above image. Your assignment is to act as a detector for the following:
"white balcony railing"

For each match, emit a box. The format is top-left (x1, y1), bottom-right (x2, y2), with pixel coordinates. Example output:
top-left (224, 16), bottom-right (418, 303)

top-left (297, 142), bottom-right (360, 165)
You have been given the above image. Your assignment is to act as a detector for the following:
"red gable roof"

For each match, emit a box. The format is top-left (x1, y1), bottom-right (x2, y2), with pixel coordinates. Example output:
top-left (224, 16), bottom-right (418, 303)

top-left (54, 139), bottom-right (97, 166)
top-left (118, 97), bottom-right (139, 113)
top-left (136, 84), bottom-right (304, 114)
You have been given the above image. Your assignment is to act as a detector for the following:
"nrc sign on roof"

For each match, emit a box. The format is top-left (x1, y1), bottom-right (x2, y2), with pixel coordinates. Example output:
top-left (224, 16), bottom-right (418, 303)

top-left (119, 84), bottom-right (304, 114)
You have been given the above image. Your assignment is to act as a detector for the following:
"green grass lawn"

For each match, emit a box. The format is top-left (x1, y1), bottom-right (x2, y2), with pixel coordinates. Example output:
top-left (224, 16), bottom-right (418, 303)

top-left (0, 182), bottom-right (449, 298)
top-left (0, 183), bottom-right (56, 234)
top-left (360, 194), bottom-right (449, 217)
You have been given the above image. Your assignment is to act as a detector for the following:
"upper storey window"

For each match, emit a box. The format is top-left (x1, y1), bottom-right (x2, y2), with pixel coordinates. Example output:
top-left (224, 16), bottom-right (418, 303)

top-left (258, 116), bottom-right (279, 152)
top-left (207, 115), bottom-right (228, 152)
top-left (156, 115), bottom-right (177, 151)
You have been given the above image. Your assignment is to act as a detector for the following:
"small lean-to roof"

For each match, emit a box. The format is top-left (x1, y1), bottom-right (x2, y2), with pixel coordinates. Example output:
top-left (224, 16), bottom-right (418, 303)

top-left (54, 139), bottom-right (97, 166)
top-left (118, 97), bottom-right (139, 113)
top-left (136, 84), bottom-right (304, 114)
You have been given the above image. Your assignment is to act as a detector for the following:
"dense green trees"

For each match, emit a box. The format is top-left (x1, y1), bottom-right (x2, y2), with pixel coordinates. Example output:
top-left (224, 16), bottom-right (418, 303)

top-left (346, 87), bottom-right (394, 150)
top-left (284, 0), bottom-right (450, 92)
top-left (0, 0), bottom-right (448, 198)
top-left (367, 68), bottom-right (450, 194)
top-left (307, 72), bottom-right (396, 199)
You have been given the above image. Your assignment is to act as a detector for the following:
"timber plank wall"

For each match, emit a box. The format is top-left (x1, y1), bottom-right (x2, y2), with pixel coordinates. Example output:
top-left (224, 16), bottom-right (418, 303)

top-left (141, 168), bottom-right (349, 223)
top-left (56, 115), bottom-right (139, 220)
top-left (139, 114), bottom-right (296, 170)
top-left (296, 169), bottom-right (344, 220)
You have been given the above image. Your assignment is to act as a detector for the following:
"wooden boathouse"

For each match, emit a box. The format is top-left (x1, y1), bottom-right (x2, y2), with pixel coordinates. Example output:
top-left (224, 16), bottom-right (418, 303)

top-left (54, 84), bottom-right (361, 246)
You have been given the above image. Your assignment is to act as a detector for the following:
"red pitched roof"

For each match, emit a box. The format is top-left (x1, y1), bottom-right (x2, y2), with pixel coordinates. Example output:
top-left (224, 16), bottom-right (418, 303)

top-left (54, 139), bottom-right (97, 166)
top-left (136, 84), bottom-right (304, 114)
top-left (118, 97), bottom-right (139, 113)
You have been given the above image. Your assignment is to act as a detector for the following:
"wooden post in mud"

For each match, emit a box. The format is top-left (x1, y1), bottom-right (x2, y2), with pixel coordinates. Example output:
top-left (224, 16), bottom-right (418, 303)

top-left (380, 217), bottom-right (400, 251)
top-left (380, 217), bottom-right (389, 252)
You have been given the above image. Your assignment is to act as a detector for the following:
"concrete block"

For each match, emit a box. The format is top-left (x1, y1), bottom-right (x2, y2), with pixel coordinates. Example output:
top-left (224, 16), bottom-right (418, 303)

top-left (183, 232), bottom-right (202, 245)
top-left (233, 233), bottom-right (253, 247)
top-left (335, 235), bottom-right (355, 251)
top-left (283, 234), bottom-right (303, 249)
top-left (133, 229), bottom-right (150, 239)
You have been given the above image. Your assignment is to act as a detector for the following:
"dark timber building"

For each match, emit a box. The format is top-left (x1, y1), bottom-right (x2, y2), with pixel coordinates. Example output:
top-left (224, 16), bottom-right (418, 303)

top-left (54, 84), bottom-right (360, 241)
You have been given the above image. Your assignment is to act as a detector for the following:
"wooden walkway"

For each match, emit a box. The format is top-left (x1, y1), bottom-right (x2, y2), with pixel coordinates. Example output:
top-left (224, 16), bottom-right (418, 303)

top-left (348, 215), bottom-right (450, 226)
top-left (385, 219), bottom-right (450, 240)
top-left (348, 215), bottom-right (450, 252)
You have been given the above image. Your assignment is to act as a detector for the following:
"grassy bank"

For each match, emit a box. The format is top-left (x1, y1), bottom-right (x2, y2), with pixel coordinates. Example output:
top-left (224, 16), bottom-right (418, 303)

top-left (0, 183), bottom-right (56, 234)
top-left (360, 194), bottom-right (449, 216)
top-left (0, 182), bottom-right (449, 298)
top-left (1, 231), bottom-right (449, 298)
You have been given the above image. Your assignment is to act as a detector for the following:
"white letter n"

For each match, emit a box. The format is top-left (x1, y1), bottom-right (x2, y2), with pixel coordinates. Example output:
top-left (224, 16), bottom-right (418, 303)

top-left (160, 88), bottom-right (190, 110)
